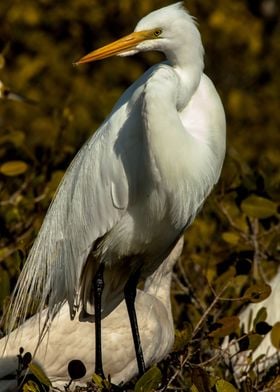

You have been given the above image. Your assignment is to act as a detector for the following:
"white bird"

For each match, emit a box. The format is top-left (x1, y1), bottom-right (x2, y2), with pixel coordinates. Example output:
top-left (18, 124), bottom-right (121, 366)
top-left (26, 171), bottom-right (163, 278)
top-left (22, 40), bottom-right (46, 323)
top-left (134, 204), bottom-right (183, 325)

top-left (0, 238), bottom-right (183, 391)
top-left (5, 2), bottom-right (226, 376)
top-left (225, 269), bottom-right (280, 376)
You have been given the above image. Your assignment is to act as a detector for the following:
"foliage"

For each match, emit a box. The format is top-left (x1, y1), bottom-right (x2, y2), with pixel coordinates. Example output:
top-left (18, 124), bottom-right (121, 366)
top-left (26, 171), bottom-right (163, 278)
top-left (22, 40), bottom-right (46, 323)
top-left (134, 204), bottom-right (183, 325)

top-left (0, 0), bottom-right (279, 391)
top-left (16, 347), bottom-right (51, 392)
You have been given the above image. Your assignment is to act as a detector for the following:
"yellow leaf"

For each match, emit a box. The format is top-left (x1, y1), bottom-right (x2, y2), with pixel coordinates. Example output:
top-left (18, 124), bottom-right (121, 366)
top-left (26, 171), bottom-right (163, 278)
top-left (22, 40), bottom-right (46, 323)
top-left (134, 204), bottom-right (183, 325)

top-left (28, 363), bottom-right (52, 387)
top-left (208, 10), bottom-right (226, 29)
top-left (248, 333), bottom-right (263, 351)
top-left (134, 366), bottom-right (162, 392)
top-left (92, 373), bottom-right (104, 388)
top-left (209, 316), bottom-right (240, 338)
top-left (271, 322), bottom-right (280, 350)
top-left (215, 379), bottom-right (237, 392)
top-left (243, 283), bottom-right (272, 303)
top-left (221, 232), bottom-right (240, 245)
top-left (0, 160), bottom-right (28, 176)
top-left (227, 89), bottom-right (244, 116)
top-left (0, 130), bottom-right (25, 146)
top-left (241, 195), bottom-right (278, 219)
top-left (253, 307), bottom-right (267, 329)
top-left (23, 380), bottom-right (40, 392)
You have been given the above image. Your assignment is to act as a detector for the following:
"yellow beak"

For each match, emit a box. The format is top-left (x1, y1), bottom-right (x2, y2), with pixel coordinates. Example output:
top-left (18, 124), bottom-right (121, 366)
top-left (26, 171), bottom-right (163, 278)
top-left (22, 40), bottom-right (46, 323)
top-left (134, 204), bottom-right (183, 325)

top-left (75, 30), bottom-right (154, 65)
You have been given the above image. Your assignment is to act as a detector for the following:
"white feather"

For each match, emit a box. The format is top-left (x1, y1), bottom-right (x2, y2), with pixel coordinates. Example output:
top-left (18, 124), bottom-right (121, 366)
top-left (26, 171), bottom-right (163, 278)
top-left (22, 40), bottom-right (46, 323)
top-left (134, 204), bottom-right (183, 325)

top-left (0, 239), bottom-right (183, 390)
top-left (5, 3), bottom-right (226, 341)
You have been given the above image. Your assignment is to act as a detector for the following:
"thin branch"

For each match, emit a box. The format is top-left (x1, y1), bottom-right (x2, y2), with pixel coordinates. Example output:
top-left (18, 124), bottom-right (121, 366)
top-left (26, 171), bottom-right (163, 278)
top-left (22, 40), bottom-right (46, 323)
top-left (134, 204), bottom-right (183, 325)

top-left (191, 282), bottom-right (230, 340)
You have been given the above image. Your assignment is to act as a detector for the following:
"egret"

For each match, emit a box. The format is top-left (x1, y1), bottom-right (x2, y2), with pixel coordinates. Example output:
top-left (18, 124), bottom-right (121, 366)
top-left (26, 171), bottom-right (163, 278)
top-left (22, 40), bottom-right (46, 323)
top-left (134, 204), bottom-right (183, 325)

top-left (0, 238), bottom-right (183, 391)
top-left (225, 269), bottom-right (280, 376)
top-left (5, 2), bottom-right (226, 377)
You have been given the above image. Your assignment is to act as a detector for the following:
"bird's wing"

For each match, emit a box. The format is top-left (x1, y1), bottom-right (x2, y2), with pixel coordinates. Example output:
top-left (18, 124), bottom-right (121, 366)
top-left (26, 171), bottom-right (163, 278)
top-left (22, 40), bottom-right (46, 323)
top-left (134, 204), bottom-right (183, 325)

top-left (6, 74), bottom-right (150, 332)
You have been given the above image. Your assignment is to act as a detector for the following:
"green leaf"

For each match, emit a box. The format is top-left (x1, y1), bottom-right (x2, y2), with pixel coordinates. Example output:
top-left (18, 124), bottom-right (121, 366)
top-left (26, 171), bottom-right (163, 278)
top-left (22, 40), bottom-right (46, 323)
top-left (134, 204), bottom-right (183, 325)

top-left (253, 307), bottom-right (267, 329)
top-left (134, 366), bottom-right (162, 392)
top-left (241, 195), bottom-right (278, 218)
top-left (0, 160), bottom-right (28, 176)
top-left (215, 379), bottom-right (238, 392)
top-left (190, 385), bottom-right (199, 392)
top-left (248, 333), bottom-right (263, 351)
top-left (243, 282), bottom-right (272, 303)
top-left (271, 322), bottom-right (280, 350)
top-left (28, 363), bottom-right (52, 387)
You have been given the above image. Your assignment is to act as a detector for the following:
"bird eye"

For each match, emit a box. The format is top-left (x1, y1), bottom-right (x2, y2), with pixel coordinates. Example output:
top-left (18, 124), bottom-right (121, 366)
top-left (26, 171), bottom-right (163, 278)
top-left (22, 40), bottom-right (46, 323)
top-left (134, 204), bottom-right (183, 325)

top-left (153, 29), bottom-right (162, 38)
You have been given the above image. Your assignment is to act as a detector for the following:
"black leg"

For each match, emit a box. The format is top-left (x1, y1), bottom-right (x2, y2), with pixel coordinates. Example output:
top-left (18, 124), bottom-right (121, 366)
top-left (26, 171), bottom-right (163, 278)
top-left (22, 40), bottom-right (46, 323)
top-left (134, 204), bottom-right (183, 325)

top-left (124, 270), bottom-right (146, 376)
top-left (94, 264), bottom-right (105, 378)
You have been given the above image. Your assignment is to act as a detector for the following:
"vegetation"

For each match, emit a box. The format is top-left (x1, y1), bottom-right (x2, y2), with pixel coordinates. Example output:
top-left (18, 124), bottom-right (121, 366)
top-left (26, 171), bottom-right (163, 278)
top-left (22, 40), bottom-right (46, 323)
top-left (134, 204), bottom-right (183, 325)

top-left (0, 0), bottom-right (279, 390)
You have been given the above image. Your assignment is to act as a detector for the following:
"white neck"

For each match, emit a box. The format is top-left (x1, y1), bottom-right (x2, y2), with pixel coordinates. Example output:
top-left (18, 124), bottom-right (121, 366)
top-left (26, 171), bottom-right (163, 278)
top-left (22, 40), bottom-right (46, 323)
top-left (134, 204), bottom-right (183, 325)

top-left (168, 39), bottom-right (204, 110)
top-left (142, 51), bottom-right (209, 225)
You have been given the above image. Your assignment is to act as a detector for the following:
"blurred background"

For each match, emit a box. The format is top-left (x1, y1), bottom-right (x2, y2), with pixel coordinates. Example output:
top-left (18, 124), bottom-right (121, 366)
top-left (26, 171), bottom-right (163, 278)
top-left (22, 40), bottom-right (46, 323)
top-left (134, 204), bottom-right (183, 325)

top-left (0, 0), bottom-right (279, 389)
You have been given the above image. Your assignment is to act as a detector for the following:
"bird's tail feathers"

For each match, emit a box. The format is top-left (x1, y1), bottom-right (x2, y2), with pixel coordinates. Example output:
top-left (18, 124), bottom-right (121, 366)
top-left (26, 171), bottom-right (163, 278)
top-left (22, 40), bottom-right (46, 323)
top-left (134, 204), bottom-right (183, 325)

top-left (3, 205), bottom-right (81, 337)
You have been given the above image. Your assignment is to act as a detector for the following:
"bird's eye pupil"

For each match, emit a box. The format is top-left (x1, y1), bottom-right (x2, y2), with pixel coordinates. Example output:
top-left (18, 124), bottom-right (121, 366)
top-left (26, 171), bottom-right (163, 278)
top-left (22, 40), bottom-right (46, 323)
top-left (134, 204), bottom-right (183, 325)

top-left (154, 29), bottom-right (162, 37)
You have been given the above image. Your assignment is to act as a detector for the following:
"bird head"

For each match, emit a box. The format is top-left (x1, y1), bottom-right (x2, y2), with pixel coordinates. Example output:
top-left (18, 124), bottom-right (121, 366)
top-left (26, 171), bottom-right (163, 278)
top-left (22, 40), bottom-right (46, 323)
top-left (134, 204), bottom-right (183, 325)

top-left (75, 3), bottom-right (202, 65)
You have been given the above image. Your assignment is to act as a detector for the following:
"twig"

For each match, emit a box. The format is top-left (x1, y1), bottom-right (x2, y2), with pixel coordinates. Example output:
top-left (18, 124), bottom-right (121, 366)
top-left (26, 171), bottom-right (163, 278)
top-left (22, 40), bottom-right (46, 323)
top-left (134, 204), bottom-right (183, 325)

top-left (177, 258), bottom-right (206, 314)
top-left (191, 282), bottom-right (230, 339)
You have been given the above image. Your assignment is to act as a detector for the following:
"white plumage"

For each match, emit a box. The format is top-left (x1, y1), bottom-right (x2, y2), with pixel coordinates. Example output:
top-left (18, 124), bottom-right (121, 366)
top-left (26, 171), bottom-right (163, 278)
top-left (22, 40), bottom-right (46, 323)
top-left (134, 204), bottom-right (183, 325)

top-left (239, 269), bottom-right (280, 369)
top-left (5, 3), bottom-right (226, 368)
top-left (223, 268), bottom-right (280, 379)
top-left (0, 238), bottom-right (183, 391)
top-left (241, 272), bottom-right (280, 357)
